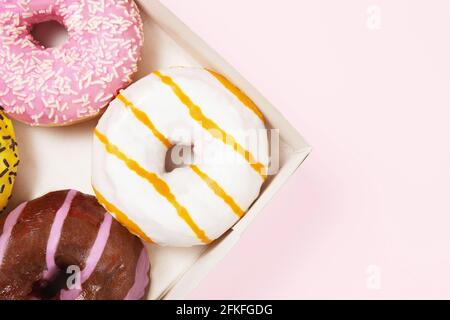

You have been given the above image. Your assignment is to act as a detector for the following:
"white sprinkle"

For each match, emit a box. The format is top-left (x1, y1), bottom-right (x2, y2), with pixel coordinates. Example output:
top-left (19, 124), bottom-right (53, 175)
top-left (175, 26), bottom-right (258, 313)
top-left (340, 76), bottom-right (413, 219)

top-left (100, 93), bottom-right (113, 102)
top-left (94, 92), bottom-right (104, 102)
top-left (32, 111), bottom-right (44, 121)
top-left (0, 88), bottom-right (10, 96)
top-left (48, 107), bottom-right (55, 119)
top-left (72, 97), bottom-right (85, 104)
top-left (46, 88), bottom-right (58, 95)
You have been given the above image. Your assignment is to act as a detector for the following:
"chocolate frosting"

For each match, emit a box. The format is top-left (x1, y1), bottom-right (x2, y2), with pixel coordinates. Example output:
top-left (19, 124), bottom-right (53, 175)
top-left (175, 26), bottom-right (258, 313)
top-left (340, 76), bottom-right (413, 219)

top-left (0, 190), bottom-right (150, 300)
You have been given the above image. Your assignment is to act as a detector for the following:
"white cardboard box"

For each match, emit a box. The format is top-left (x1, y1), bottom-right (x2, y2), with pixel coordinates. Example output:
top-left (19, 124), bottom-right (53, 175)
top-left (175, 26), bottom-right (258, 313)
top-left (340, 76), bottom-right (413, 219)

top-left (8, 0), bottom-right (311, 300)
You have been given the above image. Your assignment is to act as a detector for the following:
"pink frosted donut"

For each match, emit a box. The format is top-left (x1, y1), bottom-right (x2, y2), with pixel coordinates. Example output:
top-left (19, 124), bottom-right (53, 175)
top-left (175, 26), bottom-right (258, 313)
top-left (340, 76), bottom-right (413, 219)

top-left (0, 0), bottom-right (143, 126)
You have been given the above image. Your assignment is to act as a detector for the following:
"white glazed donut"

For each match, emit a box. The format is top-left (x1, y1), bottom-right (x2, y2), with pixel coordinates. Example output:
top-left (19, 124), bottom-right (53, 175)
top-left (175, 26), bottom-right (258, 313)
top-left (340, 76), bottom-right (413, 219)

top-left (92, 67), bottom-right (269, 247)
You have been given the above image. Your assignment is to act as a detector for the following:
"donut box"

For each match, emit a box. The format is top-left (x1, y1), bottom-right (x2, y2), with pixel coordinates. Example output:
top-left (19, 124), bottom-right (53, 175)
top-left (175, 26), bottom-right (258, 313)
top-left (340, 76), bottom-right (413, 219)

top-left (4, 0), bottom-right (311, 299)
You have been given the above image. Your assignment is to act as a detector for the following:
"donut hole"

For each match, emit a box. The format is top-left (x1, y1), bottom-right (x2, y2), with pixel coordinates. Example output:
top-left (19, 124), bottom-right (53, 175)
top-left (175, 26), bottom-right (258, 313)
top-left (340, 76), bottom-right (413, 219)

top-left (30, 20), bottom-right (68, 48)
top-left (30, 266), bottom-right (73, 299)
top-left (165, 144), bottom-right (194, 173)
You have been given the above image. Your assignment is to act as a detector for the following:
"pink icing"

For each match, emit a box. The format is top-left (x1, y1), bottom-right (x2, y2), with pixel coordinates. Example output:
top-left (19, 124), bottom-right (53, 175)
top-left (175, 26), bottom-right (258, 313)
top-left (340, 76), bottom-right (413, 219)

top-left (124, 246), bottom-right (150, 300)
top-left (0, 202), bottom-right (26, 267)
top-left (43, 189), bottom-right (77, 280)
top-left (59, 212), bottom-right (112, 300)
top-left (0, 0), bottom-right (143, 126)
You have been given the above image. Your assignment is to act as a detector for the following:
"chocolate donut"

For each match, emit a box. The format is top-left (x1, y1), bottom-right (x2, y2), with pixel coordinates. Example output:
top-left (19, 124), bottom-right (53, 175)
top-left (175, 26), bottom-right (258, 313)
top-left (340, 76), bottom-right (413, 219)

top-left (0, 190), bottom-right (150, 300)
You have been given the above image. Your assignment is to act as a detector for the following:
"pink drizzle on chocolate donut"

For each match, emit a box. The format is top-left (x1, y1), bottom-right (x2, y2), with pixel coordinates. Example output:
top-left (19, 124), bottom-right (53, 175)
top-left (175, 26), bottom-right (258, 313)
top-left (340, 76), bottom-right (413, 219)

top-left (59, 212), bottom-right (113, 300)
top-left (0, 202), bottom-right (26, 266)
top-left (0, 190), bottom-right (150, 300)
top-left (43, 189), bottom-right (77, 280)
top-left (125, 247), bottom-right (150, 300)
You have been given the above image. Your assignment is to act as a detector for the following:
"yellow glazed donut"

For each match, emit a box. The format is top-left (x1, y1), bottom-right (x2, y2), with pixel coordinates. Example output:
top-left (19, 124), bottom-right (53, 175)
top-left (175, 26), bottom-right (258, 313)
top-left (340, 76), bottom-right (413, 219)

top-left (0, 111), bottom-right (18, 211)
top-left (92, 67), bottom-right (269, 247)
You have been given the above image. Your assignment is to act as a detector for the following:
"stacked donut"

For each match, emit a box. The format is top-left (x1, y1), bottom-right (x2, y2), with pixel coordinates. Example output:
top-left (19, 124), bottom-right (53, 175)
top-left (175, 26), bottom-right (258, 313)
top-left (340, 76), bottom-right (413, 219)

top-left (0, 0), bottom-right (269, 300)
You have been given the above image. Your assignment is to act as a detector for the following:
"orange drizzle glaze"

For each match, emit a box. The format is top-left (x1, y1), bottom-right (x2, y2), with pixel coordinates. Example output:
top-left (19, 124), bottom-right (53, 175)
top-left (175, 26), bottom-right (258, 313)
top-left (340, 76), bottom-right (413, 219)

top-left (153, 71), bottom-right (267, 180)
top-left (118, 91), bottom-right (245, 220)
top-left (190, 164), bottom-right (244, 218)
top-left (117, 93), bottom-right (172, 148)
top-left (92, 186), bottom-right (154, 244)
top-left (206, 69), bottom-right (265, 122)
top-left (94, 129), bottom-right (211, 244)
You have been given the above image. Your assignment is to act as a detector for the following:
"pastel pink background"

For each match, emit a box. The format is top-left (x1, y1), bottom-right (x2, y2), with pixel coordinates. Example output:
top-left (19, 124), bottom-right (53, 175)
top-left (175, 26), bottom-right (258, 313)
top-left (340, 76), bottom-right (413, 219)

top-left (160, 0), bottom-right (450, 299)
